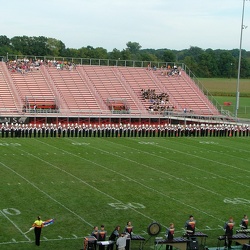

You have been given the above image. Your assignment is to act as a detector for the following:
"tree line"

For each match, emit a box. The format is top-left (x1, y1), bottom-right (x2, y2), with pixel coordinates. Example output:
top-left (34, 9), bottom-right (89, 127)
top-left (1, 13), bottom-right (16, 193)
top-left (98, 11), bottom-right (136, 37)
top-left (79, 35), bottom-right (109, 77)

top-left (0, 35), bottom-right (250, 78)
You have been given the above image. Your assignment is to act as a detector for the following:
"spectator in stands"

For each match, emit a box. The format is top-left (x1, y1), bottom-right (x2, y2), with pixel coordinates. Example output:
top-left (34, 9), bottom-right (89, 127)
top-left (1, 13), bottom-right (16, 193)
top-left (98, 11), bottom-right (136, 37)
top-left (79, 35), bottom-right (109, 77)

top-left (6, 58), bottom-right (42, 74)
top-left (142, 88), bottom-right (170, 114)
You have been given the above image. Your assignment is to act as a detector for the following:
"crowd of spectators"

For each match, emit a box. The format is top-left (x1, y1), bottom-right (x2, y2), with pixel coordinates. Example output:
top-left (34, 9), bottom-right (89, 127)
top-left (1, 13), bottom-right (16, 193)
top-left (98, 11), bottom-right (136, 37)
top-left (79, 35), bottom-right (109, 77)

top-left (146, 64), bottom-right (182, 77)
top-left (160, 65), bottom-right (182, 77)
top-left (6, 58), bottom-right (42, 74)
top-left (6, 58), bottom-right (77, 74)
top-left (141, 89), bottom-right (174, 114)
top-left (46, 60), bottom-right (76, 71)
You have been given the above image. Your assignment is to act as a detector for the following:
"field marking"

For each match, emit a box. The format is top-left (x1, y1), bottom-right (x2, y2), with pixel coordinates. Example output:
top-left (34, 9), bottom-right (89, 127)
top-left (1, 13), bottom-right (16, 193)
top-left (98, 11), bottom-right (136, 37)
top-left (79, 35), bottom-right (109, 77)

top-left (1, 137), bottom-right (247, 238)
top-left (155, 141), bottom-right (250, 189)
top-left (0, 235), bottom-right (84, 246)
top-left (38, 139), bottom-right (226, 224)
top-left (85, 139), bottom-right (250, 213)
top-left (109, 138), bottom-right (250, 190)
top-left (172, 138), bottom-right (250, 163)
top-left (0, 161), bottom-right (94, 229)
top-left (153, 140), bottom-right (250, 176)
top-left (83, 143), bottom-right (229, 220)
top-left (0, 210), bottom-right (31, 242)
top-left (1, 142), bottom-right (160, 229)
top-left (150, 141), bottom-right (250, 189)
top-left (30, 139), bottom-right (168, 227)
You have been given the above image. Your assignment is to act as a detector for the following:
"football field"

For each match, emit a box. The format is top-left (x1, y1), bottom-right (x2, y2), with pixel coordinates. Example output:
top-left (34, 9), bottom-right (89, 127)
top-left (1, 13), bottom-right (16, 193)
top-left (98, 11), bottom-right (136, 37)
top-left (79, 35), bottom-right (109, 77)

top-left (0, 136), bottom-right (250, 250)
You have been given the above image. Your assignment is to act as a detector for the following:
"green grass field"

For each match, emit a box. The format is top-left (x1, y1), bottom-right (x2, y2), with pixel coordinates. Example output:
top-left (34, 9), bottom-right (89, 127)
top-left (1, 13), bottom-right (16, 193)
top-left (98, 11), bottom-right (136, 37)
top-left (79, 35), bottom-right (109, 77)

top-left (1, 137), bottom-right (250, 250)
top-left (199, 78), bottom-right (250, 118)
top-left (200, 78), bottom-right (250, 96)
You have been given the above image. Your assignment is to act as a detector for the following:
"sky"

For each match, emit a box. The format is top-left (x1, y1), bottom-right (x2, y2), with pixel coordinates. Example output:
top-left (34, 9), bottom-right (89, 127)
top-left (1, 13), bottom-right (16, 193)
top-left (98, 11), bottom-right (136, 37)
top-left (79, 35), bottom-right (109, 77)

top-left (1, 0), bottom-right (250, 52)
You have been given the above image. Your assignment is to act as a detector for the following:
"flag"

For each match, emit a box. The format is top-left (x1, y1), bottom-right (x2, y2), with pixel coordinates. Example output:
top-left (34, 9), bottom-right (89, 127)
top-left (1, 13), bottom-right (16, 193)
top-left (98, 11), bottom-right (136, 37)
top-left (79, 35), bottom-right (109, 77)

top-left (43, 218), bottom-right (54, 227)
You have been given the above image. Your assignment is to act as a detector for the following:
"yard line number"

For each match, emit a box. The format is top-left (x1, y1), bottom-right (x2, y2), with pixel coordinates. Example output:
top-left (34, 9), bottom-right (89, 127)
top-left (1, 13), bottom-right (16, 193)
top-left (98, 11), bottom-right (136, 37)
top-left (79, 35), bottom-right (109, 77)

top-left (1, 208), bottom-right (21, 215)
top-left (71, 142), bottom-right (90, 145)
top-left (108, 202), bottom-right (145, 209)
top-left (138, 142), bottom-right (158, 145)
top-left (0, 143), bottom-right (21, 146)
top-left (223, 198), bottom-right (250, 204)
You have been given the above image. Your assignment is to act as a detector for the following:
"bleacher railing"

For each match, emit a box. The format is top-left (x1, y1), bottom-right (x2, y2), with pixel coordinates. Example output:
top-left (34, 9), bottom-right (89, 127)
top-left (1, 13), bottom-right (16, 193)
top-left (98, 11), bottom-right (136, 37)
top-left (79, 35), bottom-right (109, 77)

top-left (3, 54), bottom-right (181, 69)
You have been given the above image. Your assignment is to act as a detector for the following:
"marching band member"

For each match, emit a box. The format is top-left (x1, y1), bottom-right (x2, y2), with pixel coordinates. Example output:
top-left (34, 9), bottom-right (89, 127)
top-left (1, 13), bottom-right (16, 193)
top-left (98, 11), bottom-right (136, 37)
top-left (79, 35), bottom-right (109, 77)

top-left (124, 221), bottom-right (133, 236)
top-left (184, 215), bottom-right (196, 234)
top-left (107, 225), bottom-right (120, 250)
top-left (98, 225), bottom-right (107, 250)
top-left (224, 216), bottom-right (235, 249)
top-left (91, 226), bottom-right (99, 239)
top-left (165, 223), bottom-right (175, 250)
top-left (240, 215), bottom-right (248, 230)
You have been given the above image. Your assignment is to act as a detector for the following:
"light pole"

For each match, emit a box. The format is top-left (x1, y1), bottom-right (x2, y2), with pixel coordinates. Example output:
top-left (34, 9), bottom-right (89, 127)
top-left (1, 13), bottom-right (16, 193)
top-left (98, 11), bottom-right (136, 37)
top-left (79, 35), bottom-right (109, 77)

top-left (235, 0), bottom-right (248, 118)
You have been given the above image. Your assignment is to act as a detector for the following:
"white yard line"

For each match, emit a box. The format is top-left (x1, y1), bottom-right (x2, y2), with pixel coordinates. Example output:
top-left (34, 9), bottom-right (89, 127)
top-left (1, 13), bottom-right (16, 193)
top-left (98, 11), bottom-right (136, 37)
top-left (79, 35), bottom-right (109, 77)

top-left (0, 210), bottom-right (31, 241)
top-left (0, 161), bottom-right (94, 229)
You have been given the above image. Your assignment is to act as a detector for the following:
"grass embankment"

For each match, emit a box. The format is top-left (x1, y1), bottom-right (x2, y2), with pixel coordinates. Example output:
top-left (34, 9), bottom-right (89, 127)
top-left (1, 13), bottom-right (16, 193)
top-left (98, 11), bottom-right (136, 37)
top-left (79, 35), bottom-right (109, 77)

top-left (199, 78), bottom-right (250, 118)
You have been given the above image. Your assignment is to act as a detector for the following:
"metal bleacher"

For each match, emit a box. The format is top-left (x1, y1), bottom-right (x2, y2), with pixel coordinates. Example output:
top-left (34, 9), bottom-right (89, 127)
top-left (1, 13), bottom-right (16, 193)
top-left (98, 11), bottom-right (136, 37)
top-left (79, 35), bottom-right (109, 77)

top-left (0, 60), bottom-right (221, 118)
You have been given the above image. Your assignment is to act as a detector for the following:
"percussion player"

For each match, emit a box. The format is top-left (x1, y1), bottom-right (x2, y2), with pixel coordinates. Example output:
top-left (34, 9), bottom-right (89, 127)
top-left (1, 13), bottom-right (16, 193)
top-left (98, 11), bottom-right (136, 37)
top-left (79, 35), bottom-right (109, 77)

top-left (124, 221), bottom-right (133, 236)
top-left (98, 225), bottom-right (107, 250)
top-left (240, 215), bottom-right (248, 230)
top-left (184, 215), bottom-right (196, 235)
top-left (107, 225), bottom-right (120, 250)
top-left (224, 217), bottom-right (235, 249)
top-left (165, 223), bottom-right (175, 250)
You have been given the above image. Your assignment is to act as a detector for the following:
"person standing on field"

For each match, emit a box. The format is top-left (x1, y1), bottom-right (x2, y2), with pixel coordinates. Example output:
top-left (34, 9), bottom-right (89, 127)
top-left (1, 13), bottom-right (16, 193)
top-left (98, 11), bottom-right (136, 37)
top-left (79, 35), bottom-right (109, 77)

top-left (32, 216), bottom-right (44, 246)
top-left (224, 216), bottom-right (235, 249)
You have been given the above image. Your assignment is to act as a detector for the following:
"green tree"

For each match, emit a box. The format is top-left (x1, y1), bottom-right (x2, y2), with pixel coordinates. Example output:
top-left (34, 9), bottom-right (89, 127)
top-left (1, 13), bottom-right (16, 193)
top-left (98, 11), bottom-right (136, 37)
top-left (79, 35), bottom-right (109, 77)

top-left (109, 48), bottom-right (122, 60)
top-left (162, 50), bottom-right (176, 63)
top-left (217, 51), bottom-right (235, 77)
top-left (0, 35), bottom-right (10, 47)
top-left (30, 36), bottom-right (49, 55)
top-left (121, 49), bottom-right (132, 60)
top-left (92, 47), bottom-right (108, 59)
top-left (239, 57), bottom-right (250, 78)
top-left (183, 56), bottom-right (199, 75)
top-left (186, 46), bottom-right (204, 61)
top-left (47, 38), bottom-right (66, 56)
top-left (140, 52), bottom-right (158, 62)
top-left (126, 41), bottom-right (141, 54)
top-left (10, 36), bottom-right (30, 55)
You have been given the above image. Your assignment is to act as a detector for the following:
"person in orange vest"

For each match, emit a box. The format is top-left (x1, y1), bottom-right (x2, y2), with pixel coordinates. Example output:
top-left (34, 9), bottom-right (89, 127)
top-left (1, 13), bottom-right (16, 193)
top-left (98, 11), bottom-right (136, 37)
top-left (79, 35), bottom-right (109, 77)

top-left (32, 216), bottom-right (44, 246)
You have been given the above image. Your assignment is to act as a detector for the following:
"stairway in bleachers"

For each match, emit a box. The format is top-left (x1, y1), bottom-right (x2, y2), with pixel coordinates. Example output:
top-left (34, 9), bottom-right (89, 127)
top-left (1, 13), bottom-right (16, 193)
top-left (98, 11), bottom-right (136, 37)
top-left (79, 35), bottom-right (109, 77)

top-left (117, 67), bottom-right (175, 112)
top-left (81, 65), bottom-right (146, 114)
top-left (9, 65), bottom-right (56, 112)
top-left (152, 70), bottom-right (220, 115)
top-left (0, 62), bottom-right (20, 114)
top-left (46, 66), bottom-right (103, 114)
